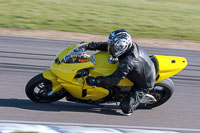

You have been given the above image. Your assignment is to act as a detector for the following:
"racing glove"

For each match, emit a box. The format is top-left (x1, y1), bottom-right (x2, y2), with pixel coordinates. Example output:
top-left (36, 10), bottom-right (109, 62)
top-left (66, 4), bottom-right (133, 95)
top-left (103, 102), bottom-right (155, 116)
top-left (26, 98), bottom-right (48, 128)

top-left (86, 42), bottom-right (96, 50)
top-left (86, 42), bottom-right (108, 51)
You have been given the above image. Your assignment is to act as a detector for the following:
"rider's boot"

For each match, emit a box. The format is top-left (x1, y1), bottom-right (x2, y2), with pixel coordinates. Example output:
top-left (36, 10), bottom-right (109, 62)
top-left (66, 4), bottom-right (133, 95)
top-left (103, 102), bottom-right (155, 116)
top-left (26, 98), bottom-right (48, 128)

top-left (120, 89), bottom-right (148, 116)
top-left (140, 93), bottom-right (157, 104)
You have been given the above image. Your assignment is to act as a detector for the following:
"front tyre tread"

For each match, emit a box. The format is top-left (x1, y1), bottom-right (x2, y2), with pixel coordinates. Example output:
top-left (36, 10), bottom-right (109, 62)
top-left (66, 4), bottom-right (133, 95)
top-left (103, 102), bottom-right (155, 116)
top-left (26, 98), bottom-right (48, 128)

top-left (25, 73), bottom-right (65, 103)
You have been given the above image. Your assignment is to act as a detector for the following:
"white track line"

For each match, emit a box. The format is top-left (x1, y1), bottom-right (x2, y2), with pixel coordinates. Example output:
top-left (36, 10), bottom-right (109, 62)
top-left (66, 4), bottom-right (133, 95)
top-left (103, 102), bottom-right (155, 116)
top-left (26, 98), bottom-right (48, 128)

top-left (0, 120), bottom-right (199, 132)
top-left (0, 123), bottom-right (60, 133)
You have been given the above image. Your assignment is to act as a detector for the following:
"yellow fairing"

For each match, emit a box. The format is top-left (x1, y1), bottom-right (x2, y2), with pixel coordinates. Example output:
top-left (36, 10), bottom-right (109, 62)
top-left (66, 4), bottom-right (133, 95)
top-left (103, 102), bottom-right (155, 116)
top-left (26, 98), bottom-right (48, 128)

top-left (62, 77), bottom-right (109, 101)
top-left (52, 62), bottom-right (109, 101)
top-left (89, 52), bottom-right (134, 86)
top-left (43, 68), bottom-right (109, 101)
top-left (43, 44), bottom-right (109, 101)
top-left (51, 61), bottom-right (94, 83)
top-left (43, 69), bottom-right (62, 92)
top-left (154, 55), bottom-right (187, 83)
top-left (43, 43), bottom-right (187, 102)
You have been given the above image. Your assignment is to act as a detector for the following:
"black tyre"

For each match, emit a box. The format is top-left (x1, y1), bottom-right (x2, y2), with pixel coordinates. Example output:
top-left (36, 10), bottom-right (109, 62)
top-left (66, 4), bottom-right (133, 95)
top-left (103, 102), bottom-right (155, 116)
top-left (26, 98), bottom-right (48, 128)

top-left (25, 73), bottom-right (66, 103)
top-left (138, 78), bottom-right (174, 109)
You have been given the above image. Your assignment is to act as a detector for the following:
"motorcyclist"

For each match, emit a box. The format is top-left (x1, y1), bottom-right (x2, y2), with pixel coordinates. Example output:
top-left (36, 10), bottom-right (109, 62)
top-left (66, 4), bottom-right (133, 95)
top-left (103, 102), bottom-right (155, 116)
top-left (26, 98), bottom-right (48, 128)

top-left (86, 29), bottom-right (156, 115)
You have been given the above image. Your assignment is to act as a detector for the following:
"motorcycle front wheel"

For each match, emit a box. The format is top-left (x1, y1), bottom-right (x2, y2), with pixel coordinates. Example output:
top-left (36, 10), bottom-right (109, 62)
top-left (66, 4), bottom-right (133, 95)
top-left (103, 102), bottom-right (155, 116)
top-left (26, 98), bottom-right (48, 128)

top-left (138, 78), bottom-right (174, 109)
top-left (25, 73), bottom-right (66, 103)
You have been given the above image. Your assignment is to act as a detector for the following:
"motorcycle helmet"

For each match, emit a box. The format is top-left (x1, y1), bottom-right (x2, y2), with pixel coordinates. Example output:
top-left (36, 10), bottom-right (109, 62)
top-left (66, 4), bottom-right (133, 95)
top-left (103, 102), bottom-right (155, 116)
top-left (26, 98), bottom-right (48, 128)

top-left (108, 29), bottom-right (133, 58)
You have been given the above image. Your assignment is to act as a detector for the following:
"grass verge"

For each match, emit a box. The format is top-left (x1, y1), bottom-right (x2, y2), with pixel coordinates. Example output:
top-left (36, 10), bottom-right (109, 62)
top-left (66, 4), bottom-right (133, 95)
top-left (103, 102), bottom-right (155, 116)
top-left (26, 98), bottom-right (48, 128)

top-left (0, 0), bottom-right (199, 40)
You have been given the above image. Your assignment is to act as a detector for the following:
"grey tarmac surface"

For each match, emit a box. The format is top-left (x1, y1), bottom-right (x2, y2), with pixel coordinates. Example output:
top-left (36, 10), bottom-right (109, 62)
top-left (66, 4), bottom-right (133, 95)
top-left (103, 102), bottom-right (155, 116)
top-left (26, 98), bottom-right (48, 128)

top-left (0, 35), bottom-right (200, 130)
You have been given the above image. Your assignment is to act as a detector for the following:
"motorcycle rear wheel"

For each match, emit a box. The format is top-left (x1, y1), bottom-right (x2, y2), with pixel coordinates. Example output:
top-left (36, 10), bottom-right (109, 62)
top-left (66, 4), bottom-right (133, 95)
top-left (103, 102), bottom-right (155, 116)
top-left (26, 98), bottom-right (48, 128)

top-left (25, 73), bottom-right (66, 103)
top-left (138, 78), bottom-right (174, 109)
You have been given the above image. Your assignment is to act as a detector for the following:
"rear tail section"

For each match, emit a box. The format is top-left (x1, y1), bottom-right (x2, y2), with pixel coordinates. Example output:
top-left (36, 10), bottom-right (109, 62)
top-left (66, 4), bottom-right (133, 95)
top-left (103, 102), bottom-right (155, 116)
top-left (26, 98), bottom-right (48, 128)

top-left (152, 55), bottom-right (187, 83)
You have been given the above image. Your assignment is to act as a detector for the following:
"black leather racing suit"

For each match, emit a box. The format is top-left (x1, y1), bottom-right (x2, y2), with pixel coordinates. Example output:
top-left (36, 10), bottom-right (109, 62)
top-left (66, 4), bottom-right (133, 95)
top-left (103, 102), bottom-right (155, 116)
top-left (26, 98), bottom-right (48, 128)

top-left (87, 42), bottom-right (156, 89)
top-left (87, 42), bottom-right (156, 113)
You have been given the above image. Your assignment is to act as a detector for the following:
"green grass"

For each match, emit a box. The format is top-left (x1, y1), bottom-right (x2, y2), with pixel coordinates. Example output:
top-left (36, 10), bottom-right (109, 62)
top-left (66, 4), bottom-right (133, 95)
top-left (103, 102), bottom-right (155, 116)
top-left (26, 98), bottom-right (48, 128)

top-left (0, 0), bottom-right (199, 40)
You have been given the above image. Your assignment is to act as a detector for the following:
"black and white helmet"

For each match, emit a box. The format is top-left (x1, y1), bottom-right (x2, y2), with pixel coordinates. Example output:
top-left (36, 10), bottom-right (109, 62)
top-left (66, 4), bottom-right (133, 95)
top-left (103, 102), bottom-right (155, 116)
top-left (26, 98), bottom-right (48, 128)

top-left (108, 29), bottom-right (132, 58)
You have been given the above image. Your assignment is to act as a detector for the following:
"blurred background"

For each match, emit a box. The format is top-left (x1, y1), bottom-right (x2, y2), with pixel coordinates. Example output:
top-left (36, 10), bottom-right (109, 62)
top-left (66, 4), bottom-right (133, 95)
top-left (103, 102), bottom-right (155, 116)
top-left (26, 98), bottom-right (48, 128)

top-left (0, 1), bottom-right (200, 132)
top-left (0, 0), bottom-right (199, 41)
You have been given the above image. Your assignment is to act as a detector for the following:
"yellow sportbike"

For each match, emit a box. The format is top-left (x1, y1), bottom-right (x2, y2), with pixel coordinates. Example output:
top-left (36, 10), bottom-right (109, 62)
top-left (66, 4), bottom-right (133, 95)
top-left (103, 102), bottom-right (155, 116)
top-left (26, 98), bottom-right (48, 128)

top-left (25, 42), bottom-right (187, 110)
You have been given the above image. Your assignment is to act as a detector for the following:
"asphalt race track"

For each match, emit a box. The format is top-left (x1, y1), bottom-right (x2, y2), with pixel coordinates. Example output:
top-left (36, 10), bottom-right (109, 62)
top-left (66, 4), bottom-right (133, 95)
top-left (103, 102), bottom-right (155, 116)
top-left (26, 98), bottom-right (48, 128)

top-left (0, 35), bottom-right (200, 130)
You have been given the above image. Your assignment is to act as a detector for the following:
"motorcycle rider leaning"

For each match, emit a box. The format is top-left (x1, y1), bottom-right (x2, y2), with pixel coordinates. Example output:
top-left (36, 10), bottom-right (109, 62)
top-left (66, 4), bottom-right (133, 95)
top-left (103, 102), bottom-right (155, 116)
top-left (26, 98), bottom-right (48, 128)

top-left (86, 29), bottom-right (156, 116)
